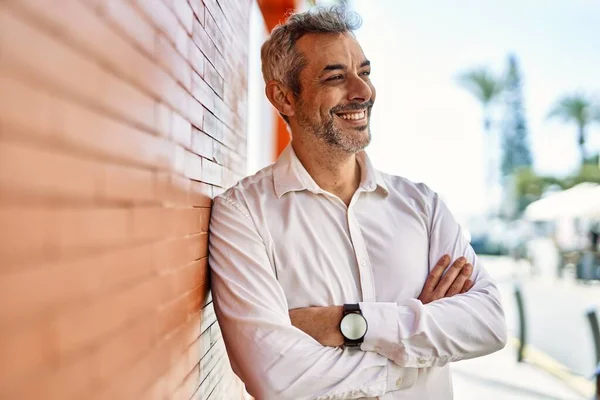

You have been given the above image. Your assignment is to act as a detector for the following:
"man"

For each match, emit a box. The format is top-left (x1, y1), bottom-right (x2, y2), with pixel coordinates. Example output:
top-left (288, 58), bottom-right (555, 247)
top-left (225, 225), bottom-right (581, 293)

top-left (208, 6), bottom-right (506, 400)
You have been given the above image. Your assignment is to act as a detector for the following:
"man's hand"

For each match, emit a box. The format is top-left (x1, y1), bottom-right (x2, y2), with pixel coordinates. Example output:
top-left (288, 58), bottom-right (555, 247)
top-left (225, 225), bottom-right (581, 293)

top-left (289, 306), bottom-right (344, 347)
top-left (418, 255), bottom-right (474, 304)
top-left (291, 255), bottom-right (475, 346)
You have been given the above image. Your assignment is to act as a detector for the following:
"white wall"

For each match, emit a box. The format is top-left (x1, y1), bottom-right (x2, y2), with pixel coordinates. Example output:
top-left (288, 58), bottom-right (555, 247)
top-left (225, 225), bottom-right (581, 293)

top-left (246, 1), bottom-right (276, 175)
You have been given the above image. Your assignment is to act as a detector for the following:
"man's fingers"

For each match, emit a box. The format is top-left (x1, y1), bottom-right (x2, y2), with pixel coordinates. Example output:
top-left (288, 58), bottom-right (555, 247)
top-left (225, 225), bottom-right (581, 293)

top-left (445, 263), bottom-right (473, 297)
top-left (434, 257), bottom-right (468, 297)
top-left (421, 254), bottom-right (451, 295)
top-left (460, 279), bottom-right (475, 294)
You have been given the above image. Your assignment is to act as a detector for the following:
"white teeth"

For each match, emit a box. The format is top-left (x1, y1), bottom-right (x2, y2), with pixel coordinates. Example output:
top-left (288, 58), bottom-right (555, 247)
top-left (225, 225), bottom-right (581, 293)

top-left (339, 111), bottom-right (365, 120)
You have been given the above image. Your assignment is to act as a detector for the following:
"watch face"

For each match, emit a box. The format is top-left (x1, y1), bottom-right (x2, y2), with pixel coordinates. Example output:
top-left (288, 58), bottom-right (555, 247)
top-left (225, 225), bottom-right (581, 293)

top-left (340, 313), bottom-right (367, 340)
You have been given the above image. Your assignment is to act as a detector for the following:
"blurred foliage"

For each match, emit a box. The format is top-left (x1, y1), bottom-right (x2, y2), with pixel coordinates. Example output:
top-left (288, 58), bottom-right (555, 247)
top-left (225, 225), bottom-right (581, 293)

top-left (457, 67), bottom-right (504, 130)
top-left (547, 93), bottom-right (600, 166)
top-left (513, 161), bottom-right (600, 213)
top-left (501, 54), bottom-right (533, 177)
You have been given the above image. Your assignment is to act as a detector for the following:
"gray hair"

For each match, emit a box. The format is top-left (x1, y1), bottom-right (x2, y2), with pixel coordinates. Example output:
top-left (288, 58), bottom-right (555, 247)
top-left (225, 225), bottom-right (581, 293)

top-left (261, 5), bottom-right (362, 100)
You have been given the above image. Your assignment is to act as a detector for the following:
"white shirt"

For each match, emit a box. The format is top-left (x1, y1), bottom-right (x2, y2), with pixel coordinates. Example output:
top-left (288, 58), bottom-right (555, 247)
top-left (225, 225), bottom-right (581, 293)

top-left (208, 145), bottom-right (507, 400)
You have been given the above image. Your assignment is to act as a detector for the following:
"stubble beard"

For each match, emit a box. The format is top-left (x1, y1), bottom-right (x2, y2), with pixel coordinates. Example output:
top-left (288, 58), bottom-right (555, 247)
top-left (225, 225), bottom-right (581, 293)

top-left (296, 100), bottom-right (373, 154)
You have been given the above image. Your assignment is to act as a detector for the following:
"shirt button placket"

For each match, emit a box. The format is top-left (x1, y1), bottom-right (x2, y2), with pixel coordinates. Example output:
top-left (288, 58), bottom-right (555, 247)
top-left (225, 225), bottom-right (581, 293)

top-left (347, 207), bottom-right (375, 302)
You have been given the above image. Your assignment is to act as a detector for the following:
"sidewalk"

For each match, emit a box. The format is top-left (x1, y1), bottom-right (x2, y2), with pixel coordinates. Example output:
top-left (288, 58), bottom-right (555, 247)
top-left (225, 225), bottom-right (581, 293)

top-left (452, 341), bottom-right (589, 400)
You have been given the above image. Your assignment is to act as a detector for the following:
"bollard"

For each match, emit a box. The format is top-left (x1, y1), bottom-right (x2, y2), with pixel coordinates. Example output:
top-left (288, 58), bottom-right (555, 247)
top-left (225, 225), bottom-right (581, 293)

top-left (515, 285), bottom-right (526, 362)
top-left (587, 307), bottom-right (600, 366)
top-left (595, 363), bottom-right (600, 400)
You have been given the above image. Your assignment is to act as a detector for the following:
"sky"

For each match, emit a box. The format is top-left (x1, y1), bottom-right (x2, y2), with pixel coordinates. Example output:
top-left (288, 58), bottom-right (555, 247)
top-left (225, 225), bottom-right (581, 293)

top-left (343, 0), bottom-right (600, 218)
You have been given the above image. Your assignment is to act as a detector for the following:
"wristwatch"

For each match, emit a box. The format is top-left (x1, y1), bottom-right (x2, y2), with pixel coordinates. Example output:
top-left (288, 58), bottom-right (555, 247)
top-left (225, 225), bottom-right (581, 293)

top-left (339, 303), bottom-right (368, 347)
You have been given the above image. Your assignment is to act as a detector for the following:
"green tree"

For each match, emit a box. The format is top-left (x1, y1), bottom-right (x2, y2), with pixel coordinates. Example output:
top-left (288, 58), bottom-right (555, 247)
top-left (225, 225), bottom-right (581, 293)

top-left (512, 168), bottom-right (564, 213)
top-left (457, 67), bottom-right (505, 216)
top-left (547, 94), bottom-right (600, 167)
top-left (500, 55), bottom-right (533, 177)
top-left (457, 68), bottom-right (505, 132)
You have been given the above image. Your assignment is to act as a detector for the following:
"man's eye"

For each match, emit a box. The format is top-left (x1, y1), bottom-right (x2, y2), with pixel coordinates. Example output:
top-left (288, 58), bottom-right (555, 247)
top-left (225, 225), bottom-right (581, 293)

top-left (361, 71), bottom-right (371, 76)
top-left (327, 75), bottom-right (343, 81)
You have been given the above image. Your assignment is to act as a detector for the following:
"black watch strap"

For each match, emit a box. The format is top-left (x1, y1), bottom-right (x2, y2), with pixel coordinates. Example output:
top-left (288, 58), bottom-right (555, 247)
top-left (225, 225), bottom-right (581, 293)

top-left (344, 303), bottom-right (361, 313)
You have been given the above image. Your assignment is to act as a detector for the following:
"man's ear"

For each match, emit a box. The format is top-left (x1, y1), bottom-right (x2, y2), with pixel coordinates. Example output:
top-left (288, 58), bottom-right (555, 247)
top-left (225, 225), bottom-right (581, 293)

top-left (265, 81), bottom-right (295, 119)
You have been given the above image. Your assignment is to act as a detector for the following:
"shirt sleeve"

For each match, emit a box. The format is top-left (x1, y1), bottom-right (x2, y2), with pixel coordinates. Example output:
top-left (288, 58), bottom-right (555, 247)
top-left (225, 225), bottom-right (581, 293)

top-left (208, 195), bottom-right (418, 400)
top-left (359, 187), bottom-right (507, 368)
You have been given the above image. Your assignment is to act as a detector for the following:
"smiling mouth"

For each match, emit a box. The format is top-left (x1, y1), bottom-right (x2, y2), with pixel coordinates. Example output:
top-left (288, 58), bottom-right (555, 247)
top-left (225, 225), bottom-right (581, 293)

top-left (334, 110), bottom-right (367, 123)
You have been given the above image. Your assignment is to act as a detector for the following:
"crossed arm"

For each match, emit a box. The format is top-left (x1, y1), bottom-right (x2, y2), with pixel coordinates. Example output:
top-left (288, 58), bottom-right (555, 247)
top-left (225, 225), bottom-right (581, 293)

top-left (289, 255), bottom-right (476, 348)
top-left (208, 192), bottom-right (507, 399)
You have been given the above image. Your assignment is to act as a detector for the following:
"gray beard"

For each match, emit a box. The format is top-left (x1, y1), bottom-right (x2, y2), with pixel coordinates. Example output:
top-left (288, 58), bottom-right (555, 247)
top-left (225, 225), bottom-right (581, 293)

top-left (296, 106), bottom-right (372, 154)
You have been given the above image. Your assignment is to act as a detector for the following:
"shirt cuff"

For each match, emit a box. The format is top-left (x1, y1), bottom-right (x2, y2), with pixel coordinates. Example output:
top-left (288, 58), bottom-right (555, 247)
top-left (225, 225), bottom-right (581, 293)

top-left (359, 302), bottom-right (399, 353)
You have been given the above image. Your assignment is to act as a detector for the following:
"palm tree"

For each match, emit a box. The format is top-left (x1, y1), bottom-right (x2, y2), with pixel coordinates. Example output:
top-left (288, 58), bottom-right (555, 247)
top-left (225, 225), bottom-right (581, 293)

top-left (547, 94), bottom-right (600, 166)
top-left (457, 68), bottom-right (505, 215)
top-left (457, 68), bottom-right (505, 132)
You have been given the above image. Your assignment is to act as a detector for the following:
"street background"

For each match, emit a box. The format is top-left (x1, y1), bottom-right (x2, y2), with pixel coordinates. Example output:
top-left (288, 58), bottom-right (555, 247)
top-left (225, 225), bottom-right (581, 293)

top-left (452, 255), bottom-right (600, 399)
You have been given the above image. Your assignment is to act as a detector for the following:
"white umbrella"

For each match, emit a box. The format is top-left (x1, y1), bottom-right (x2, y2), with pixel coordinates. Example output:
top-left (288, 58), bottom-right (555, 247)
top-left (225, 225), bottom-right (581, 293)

top-left (523, 183), bottom-right (600, 221)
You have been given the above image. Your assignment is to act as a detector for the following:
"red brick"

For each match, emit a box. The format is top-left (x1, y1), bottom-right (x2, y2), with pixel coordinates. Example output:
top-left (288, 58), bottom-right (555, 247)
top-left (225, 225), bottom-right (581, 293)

top-left (7, 0), bottom-right (163, 109)
top-left (56, 207), bottom-right (131, 252)
top-left (53, 274), bottom-right (165, 355)
top-left (0, 207), bottom-right (57, 268)
top-left (0, 9), bottom-right (99, 105)
top-left (172, 364), bottom-right (200, 400)
top-left (189, 39), bottom-right (206, 77)
top-left (205, 10), bottom-right (226, 54)
top-left (184, 151), bottom-right (204, 181)
top-left (171, 111), bottom-right (193, 149)
top-left (134, 0), bottom-right (180, 46)
top-left (189, 181), bottom-right (213, 207)
top-left (0, 140), bottom-right (102, 201)
top-left (0, 0), bottom-right (248, 397)
top-left (174, 22), bottom-right (190, 59)
top-left (192, 72), bottom-right (216, 112)
top-left (156, 171), bottom-right (190, 206)
top-left (201, 109), bottom-right (222, 141)
top-left (157, 293), bottom-right (189, 339)
top-left (141, 374), bottom-right (168, 400)
top-left (172, 258), bottom-right (207, 296)
top-left (189, 0), bottom-right (206, 26)
top-left (204, 60), bottom-right (225, 98)
top-left (61, 101), bottom-right (173, 171)
top-left (154, 102), bottom-right (172, 138)
top-left (91, 313), bottom-right (158, 384)
top-left (172, 0), bottom-right (194, 34)
top-left (102, 164), bottom-right (156, 204)
top-left (201, 158), bottom-right (223, 186)
top-left (157, 34), bottom-right (192, 91)
top-left (158, 74), bottom-right (190, 119)
top-left (98, 69), bottom-right (157, 132)
top-left (0, 74), bottom-right (65, 140)
top-left (192, 129), bottom-right (214, 160)
top-left (102, 0), bottom-right (156, 55)
top-left (11, 344), bottom-right (96, 400)
top-left (0, 323), bottom-right (51, 390)
top-left (192, 18), bottom-right (216, 61)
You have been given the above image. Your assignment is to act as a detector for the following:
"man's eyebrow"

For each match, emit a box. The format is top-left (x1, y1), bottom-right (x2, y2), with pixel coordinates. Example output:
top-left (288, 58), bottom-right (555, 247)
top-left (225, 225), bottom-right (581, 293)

top-left (319, 64), bottom-right (346, 77)
top-left (318, 60), bottom-right (371, 78)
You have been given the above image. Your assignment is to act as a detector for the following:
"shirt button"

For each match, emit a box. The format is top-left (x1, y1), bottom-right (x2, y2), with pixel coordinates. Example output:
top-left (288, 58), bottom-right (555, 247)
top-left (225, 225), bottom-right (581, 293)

top-left (395, 377), bottom-right (403, 387)
top-left (417, 358), bottom-right (427, 365)
top-left (360, 260), bottom-right (367, 267)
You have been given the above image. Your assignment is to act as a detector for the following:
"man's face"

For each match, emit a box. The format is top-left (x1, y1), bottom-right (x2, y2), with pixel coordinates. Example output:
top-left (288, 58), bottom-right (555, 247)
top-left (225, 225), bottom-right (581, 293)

top-left (291, 32), bottom-right (376, 154)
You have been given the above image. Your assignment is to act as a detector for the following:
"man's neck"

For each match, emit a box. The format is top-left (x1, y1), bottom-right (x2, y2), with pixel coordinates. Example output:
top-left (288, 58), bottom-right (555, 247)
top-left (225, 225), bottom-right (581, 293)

top-left (291, 139), bottom-right (361, 206)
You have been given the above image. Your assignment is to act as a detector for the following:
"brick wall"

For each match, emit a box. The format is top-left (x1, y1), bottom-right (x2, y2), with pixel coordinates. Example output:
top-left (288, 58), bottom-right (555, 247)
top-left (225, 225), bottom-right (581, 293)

top-left (0, 0), bottom-right (251, 399)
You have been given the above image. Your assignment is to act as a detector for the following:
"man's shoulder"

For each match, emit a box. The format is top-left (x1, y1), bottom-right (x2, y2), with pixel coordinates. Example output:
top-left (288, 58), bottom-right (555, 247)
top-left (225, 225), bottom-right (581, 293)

top-left (215, 163), bottom-right (276, 208)
top-left (378, 170), bottom-right (435, 202)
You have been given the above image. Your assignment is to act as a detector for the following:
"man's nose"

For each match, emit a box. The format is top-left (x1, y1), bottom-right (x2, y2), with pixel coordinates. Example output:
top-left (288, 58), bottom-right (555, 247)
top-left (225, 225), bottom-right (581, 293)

top-left (347, 74), bottom-right (372, 102)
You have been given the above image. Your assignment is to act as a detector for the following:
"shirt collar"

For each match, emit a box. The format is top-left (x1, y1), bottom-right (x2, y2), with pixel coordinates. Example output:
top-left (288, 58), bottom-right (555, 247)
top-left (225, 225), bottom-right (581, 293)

top-left (273, 144), bottom-right (389, 198)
